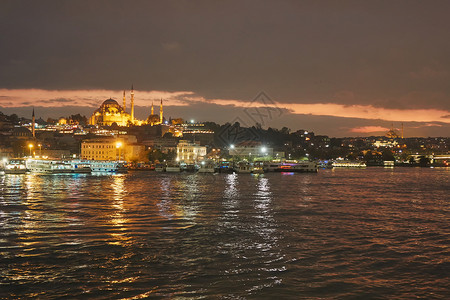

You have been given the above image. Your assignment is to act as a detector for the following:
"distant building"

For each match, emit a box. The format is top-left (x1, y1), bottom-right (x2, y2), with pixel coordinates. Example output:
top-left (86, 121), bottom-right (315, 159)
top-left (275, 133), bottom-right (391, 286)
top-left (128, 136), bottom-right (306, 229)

top-left (373, 140), bottom-right (398, 148)
top-left (229, 141), bottom-right (273, 158)
top-left (176, 122), bottom-right (215, 145)
top-left (89, 86), bottom-right (164, 127)
top-left (176, 140), bottom-right (207, 163)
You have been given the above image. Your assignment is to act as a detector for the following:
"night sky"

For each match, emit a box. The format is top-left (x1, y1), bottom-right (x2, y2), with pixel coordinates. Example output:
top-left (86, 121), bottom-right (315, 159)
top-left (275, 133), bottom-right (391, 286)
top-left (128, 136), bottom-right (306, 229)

top-left (1, 0), bottom-right (449, 137)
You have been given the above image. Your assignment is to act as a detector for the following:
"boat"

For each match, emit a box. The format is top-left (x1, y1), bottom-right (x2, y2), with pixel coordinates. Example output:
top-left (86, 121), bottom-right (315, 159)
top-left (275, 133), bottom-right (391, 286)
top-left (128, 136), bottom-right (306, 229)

top-left (290, 161), bottom-right (318, 172)
top-left (4, 159), bottom-right (28, 174)
top-left (264, 160), bottom-right (318, 173)
top-left (236, 161), bottom-right (252, 173)
top-left (155, 163), bottom-right (166, 172)
top-left (70, 160), bottom-right (92, 173)
top-left (181, 163), bottom-right (197, 172)
top-left (216, 161), bottom-right (234, 173)
top-left (264, 162), bottom-right (282, 172)
top-left (252, 161), bottom-right (265, 174)
top-left (166, 163), bottom-right (181, 173)
top-left (198, 161), bottom-right (215, 173)
top-left (26, 159), bottom-right (73, 174)
top-left (86, 160), bottom-right (127, 173)
top-left (331, 160), bottom-right (366, 168)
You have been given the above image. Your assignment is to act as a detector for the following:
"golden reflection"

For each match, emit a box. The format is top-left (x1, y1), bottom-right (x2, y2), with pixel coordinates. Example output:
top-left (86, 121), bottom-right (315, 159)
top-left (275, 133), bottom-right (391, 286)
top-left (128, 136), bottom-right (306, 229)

top-left (108, 175), bottom-right (129, 245)
top-left (182, 175), bottom-right (201, 220)
top-left (222, 173), bottom-right (240, 220)
top-left (158, 176), bottom-right (185, 220)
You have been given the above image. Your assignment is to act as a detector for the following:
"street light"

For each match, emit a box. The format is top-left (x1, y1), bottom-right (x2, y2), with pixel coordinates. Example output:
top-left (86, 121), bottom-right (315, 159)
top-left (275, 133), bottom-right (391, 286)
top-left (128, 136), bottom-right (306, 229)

top-left (116, 141), bottom-right (123, 161)
top-left (28, 144), bottom-right (34, 157)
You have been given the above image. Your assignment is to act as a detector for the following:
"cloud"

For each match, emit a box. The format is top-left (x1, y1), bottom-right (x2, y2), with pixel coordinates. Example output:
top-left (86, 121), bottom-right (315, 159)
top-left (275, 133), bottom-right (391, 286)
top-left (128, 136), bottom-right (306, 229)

top-left (0, 89), bottom-right (195, 108)
top-left (409, 66), bottom-right (449, 79)
top-left (2, 89), bottom-right (450, 126)
top-left (350, 126), bottom-right (390, 133)
top-left (161, 41), bottom-right (181, 52)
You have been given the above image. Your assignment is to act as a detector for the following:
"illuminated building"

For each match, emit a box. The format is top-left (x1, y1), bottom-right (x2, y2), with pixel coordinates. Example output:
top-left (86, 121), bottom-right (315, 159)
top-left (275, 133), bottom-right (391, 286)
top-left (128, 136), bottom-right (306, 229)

top-left (146, 99), bottom-right (164, 126)
top-left (386, 124), bottom-right (400, 139)
top-left (175, 122), bottom-right (214, 144)
top-left (81, 135), bottom-right (146, 161)
top-left (32, 108), bottom-right (35, 138)
top-left (229, 141), bottom-right (273, 158)
top-left (176, 140), bottom-right (207, 163)
top-left (89, 86), bottom-right (164, 127)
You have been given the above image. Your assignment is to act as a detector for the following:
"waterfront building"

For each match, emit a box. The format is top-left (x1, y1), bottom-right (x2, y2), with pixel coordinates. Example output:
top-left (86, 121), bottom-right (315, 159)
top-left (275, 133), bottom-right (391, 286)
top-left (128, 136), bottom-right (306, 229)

top-left (176, 140), bottom-right (207, 163)
top-left (81, 135), bottom-right (146, 162)
top-left (229, 141), bottom-right (273, 159)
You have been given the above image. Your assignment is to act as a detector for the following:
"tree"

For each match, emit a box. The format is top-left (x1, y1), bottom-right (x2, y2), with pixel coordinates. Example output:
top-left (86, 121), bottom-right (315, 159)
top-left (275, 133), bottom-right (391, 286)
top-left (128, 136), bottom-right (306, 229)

top-left (382, 150), bottom-right (395, 161)
top-left (418, 156), bottom-right (430, 167)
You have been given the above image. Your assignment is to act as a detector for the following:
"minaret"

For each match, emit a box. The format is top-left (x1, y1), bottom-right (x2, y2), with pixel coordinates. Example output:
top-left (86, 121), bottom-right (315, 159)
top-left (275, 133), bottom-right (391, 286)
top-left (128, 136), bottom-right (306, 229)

top-left (123, 90), bottom-right (126, 111)
top-left (151, 101), bottom-right (154, 115)
top-left (130, 84), bottom-right (135, 124)
top-left (32, 108), bottom-right (35, 138)
top-left (401, 123), bottom-right (404, 139)
top-left (160, 99), bottom-right (163, 124)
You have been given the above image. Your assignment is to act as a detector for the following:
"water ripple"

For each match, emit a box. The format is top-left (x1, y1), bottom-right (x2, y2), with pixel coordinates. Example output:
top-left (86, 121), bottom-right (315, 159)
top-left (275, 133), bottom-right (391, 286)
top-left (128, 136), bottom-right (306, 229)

top-left (0, 168), bottom-right (448, 298)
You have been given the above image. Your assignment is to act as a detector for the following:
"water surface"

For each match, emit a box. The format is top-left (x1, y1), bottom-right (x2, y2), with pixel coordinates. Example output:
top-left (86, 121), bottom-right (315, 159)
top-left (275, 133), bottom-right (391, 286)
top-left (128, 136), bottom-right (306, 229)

top-left (0, 168), bottom-right (449, 298)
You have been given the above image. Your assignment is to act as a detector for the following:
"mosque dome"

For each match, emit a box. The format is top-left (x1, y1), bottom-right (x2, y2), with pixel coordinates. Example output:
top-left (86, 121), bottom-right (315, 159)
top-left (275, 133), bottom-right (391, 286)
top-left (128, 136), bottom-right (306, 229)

top-left (98, 98), bottom-right (124, 114)
top-left (101, 98), bottom-right (121, 108)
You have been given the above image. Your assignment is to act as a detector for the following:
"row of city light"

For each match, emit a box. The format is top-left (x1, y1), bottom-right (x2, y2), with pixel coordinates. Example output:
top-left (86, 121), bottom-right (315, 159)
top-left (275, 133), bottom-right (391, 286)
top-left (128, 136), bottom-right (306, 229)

top-left (229, 144), bottom-right (268, 154)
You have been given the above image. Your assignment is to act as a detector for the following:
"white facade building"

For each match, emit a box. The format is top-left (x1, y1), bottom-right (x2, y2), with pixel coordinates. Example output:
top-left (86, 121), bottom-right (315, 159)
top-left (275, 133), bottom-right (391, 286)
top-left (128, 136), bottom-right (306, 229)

top-left (176, 140), bottom-right (206, 163)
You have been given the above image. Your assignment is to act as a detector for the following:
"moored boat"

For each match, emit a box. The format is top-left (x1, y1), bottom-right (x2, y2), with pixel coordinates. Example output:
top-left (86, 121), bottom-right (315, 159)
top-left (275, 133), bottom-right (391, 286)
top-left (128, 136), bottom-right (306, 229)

top-left (264, 160), bottom-right (318, 173)
top-left (26, 159), bottom-right (73, 174)
top-left (198, 161), bottom-right (215, 173)
top-left (331, 160), bottom-right (366, 168)
top-left (87, 160), bottom-right (127, 173)
top-left (4, 159), bottom-right (28, 174)
top-left (166, 163), bottom-right (181, 173)
top-left (236, 161), bottom-right (252, 173)
top-left (70, 160), bottom-right (92, 173)
top-left (155, 163), bottom-right (166, 172)
top-left (252, 161), bottom-right (265, 174)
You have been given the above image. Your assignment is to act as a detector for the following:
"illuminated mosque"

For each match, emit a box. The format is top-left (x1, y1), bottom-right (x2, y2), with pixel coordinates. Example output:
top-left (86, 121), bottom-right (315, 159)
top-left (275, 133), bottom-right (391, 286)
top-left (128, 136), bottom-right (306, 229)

top-left (89, 86), bottom-right (164, 127)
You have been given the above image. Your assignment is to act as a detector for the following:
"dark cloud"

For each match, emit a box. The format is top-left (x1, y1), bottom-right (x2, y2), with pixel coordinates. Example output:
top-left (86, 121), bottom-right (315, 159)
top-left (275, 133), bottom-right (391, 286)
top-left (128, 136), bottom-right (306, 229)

top-left (0, 0), bottom-right (449, 136)
top-left (40, 98), bottom-right (73, 104)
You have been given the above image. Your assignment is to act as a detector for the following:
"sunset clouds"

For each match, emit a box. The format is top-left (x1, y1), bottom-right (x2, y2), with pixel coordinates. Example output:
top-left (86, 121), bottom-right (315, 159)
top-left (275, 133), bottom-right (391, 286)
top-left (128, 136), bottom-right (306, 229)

top-left (1, 88), bottom-right (449, 126)
top-left (1, 1), bottom-right (450, 137)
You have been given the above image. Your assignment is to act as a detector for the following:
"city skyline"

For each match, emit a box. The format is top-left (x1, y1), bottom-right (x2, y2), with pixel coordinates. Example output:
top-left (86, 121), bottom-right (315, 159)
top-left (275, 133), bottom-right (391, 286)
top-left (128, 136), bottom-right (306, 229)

top-left (1, 1), bottom-right (450, 137)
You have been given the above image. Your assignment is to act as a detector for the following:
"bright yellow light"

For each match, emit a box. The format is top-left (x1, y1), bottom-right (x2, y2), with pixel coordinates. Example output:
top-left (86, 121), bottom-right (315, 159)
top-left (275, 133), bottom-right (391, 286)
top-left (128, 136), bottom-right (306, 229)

top-left (116, 141), bottom-right (123, 149)
top-left (28, 144), bottom-right (34, 149)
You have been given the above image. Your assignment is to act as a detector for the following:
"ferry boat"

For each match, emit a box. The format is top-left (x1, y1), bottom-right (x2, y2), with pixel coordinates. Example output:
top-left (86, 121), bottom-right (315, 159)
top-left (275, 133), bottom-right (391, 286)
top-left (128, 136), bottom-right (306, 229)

top-left (86, 160), bottom-right (127, 173)
top-left (236, 161), bottom-right (252, 173)
top-left (155, 163), bottom-right (166, 172)
top-left (198, 161), bottom-right (215, 173)
top-left (331, 160), bottom-right (366, 168)
top-left (70, 160), bottom-right (92, 173)
top-left (265, 160), bottom-right (318, 173)
top-left (166, 163), bottom-right (181, 173)
top-left (181, 163), bottom-right (197, 172)
top-left (216, 161), bottom-right (234, 173)
top-left (26, 159), bottom-right (73, 174)
top-left (252, 161), bottom-right (265, 174)
top-left (4, 159), bottom-right (28, 174)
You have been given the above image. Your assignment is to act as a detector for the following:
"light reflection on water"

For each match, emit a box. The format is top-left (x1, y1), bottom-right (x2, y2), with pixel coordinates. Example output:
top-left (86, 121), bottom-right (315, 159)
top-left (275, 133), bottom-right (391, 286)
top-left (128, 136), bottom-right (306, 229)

top-left (0, 168), bottom-right (449, 299)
